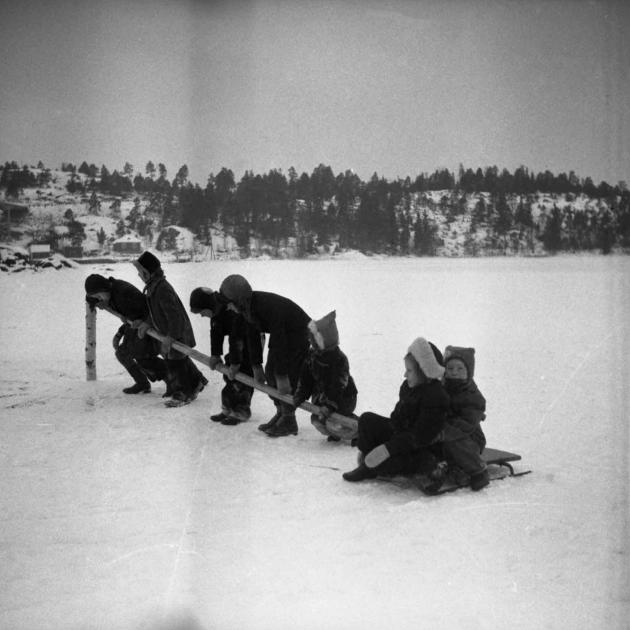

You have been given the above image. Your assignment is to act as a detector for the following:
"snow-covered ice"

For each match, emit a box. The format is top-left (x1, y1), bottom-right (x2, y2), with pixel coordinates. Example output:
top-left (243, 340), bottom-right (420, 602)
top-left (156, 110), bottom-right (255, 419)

top-left (1, 255), bottom-right (629, 630)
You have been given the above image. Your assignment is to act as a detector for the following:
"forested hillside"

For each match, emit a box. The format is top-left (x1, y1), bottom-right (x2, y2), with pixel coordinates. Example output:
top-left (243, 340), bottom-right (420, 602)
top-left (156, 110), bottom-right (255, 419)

top-left (1, 160), bottom-right (628, 258)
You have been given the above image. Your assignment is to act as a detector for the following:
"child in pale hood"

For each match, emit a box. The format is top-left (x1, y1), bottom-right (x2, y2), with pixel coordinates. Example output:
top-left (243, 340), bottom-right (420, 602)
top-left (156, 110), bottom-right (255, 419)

top-left (342, 337), bottom-right (449, 482)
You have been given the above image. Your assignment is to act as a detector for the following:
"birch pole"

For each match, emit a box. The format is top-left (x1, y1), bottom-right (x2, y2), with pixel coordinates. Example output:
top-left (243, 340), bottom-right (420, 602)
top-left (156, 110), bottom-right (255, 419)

top-left (85, 303), bottom-right (97, 381)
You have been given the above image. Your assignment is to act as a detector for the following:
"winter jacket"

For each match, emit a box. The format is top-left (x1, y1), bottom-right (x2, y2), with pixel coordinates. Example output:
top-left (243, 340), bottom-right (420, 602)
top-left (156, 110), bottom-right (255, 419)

top-left (243, 291), bottom-right (310, 375)
top-left (143, 270), bottom-right (196, 347)
top-left (386, 380), bottom-right (450, 456)
top-left (294, 346), bottom-right (357, 415)
top-left (443, 378), bottom-right (486, 446)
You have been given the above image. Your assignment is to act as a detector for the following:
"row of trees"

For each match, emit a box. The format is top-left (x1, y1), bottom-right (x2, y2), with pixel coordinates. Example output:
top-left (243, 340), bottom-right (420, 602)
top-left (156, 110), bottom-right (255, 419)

top-left (2, 161), bottom-right (629, 256)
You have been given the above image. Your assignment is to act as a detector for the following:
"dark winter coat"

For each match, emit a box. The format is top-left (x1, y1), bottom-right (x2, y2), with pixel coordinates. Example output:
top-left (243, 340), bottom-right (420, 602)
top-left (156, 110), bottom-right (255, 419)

top-left (294, 346), bottom-right (357, 415)
top-left (386, 380), bottom-right (450, 456)
top-left (443, 378), bottom-right (486, 447)
top-left (143, 270), bottom-right (196, 347)
top-left (243, 291), bottom-right (310, 375)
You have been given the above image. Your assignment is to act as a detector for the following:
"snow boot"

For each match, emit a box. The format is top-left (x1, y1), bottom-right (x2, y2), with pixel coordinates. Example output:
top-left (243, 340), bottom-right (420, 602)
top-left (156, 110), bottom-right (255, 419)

top-left (258, 410), bottom-right (281, 432)
top-left (123, 382), bottom-right (151, 394)
top-left (210, 412), bottom-right (228, 423)
top-left (420, 460), bottom-right (449, 495)
top-left (470, 469), bottom-right (490, 491)
top-left (342, 463), bottom-right (377, 482)
top-left (221, 406), bottom-right (251, 426)
top-left (164, 392), bottom-right (193, 408)
top-left (124, 364), bottom-right (151, 394)
top-left (265, 409), bottom-right (298, 437)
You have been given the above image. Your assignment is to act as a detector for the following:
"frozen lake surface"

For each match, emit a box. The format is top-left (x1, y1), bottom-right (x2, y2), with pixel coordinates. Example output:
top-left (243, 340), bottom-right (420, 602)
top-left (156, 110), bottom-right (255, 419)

top-left (1, 255), bottom-right (629, 630)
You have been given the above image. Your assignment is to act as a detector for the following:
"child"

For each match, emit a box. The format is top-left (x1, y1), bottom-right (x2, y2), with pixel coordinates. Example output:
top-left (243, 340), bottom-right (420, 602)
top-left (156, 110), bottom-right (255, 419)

top-left (133, 251), bottom-right (207, 407)
top-left (219, 274), bottom-right (311, 438)
top-left (342, 337), bottom-right (449, 482)
top-left (293, 311), bottom-right (358, 441)
top-left (189, 287), bottom-right (254, 425)
top-left (84, 274), bottom-right (169, 395)
top-left (439, 346), bottom-right (489, 491)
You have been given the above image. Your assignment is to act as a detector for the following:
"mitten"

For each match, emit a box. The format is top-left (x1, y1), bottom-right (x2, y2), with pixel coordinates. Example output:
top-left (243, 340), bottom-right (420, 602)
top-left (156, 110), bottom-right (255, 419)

top-left (136, 321), bottom-right (150, 339)
top-left (228, 363), bottom-right (240, 380)
top-left (275, 374), bottom-right (291, 395)
top-left (208, 355), bottom-right (221, 370)
top-left (317, 404), bottom-right (333, 421)
top-left (252, 364), bottom-right (265, 384)
top-left (364, 444), bottom-right (390, 469)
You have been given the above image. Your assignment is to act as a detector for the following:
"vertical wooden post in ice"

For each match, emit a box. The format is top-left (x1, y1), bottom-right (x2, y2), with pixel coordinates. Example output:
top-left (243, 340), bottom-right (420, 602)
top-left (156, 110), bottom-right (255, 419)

top-left (85, 302), bottom-right (97, 381)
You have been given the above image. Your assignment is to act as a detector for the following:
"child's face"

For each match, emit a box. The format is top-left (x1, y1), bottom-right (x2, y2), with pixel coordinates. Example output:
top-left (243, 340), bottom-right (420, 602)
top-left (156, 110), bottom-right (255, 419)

top-left (198, 308), bottom-right (213, 319)
top-left (445, 358), bottom-right (468, 381)
top-left (137, 267), bottom-right (151, 284)
top-left (404, 356), bottom-right (425, 388)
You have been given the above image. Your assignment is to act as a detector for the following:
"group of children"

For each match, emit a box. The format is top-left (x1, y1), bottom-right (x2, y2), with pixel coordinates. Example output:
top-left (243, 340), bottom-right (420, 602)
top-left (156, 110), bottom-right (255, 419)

top-left (85, 251), bottom-right (490, 493)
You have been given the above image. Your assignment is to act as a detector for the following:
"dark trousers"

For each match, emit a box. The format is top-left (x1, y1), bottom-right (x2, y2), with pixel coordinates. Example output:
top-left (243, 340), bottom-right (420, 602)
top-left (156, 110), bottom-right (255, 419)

top-left (440, 424), bottom-right (487, 475)
top-left (264, 339), bottom-right (309, 412)
top-left (115, 326), bottom-right (167, 386)
top-left (165, 357), bottom-right (204, 398)
top-left (357, 412), bottom-right (439, 476)
top-left (221, 357), bottom-right (254, 415)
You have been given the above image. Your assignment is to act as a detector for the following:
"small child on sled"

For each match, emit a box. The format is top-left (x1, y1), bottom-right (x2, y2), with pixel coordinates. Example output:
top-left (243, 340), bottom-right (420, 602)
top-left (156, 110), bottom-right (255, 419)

top-left (342, 337), bottom-right (449, 482)
top-left (293, 311), bottom-right (358, 441)
top-left (436, 346), bottom-right (489, 491)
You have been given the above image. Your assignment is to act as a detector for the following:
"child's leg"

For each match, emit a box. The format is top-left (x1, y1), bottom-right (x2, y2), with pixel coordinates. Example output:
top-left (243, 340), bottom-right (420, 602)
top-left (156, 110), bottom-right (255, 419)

top-left (442, 434), bottom-right (486, 476)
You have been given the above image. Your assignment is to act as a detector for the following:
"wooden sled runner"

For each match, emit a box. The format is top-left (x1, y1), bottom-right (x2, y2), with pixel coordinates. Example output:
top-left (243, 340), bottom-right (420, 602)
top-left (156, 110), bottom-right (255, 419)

top-left (482, 447), bottom-right (531, 478)
top-left (423, 447), bottom-right (532, 495)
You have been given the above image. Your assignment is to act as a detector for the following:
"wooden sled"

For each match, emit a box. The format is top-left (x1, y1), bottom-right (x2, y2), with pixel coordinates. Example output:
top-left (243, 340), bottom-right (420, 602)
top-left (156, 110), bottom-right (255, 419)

top-left (482, 447), bottom-right (530, 477)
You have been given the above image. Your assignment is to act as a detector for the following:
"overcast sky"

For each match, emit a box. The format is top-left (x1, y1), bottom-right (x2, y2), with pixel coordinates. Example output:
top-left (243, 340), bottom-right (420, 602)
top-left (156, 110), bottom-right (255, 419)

top-left (1, 0), bottom-right (628, 187)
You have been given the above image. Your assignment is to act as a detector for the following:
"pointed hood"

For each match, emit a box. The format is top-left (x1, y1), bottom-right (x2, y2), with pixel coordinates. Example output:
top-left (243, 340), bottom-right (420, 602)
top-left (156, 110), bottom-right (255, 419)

top-left (308, 310), bottom-right (339, 350)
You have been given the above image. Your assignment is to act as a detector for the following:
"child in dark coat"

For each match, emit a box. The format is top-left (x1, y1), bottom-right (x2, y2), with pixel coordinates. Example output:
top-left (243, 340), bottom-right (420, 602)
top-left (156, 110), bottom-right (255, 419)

top-left (343, 337), bottom-right (449, 482)
top-left (84, 274), bottom-right (168, 394)
top-left (219, 274), bottom-right (311, 438)
top-left (190, 287), bottom-right (254, 425)
top-left (439, 346), bottom-right (489, 491)
top-left (133, 251), bottom-right (207, 407)
top-left (293, 311), bottom-right (358, 442)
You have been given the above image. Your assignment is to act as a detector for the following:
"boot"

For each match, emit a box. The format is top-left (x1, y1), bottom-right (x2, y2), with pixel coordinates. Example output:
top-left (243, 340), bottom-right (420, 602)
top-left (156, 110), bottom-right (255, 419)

top-left (470, 469), bottom-right (490, 491)
top-left (342, 463), bottom-right (378, 482)
top-left (124, 364), bottom-right (150, 394)
top-left (265, 412), bottom-right (298, 437)
top-left (222, 406), bottom-right (251, 426)
top-left (421, 461), bottom-right (448, 495)
top-left (123, 382), bottom-right (151, 394)
top-left (210, 412), bottom-right (228, 423)
top-left (258, 409), bottom-right (281, 432)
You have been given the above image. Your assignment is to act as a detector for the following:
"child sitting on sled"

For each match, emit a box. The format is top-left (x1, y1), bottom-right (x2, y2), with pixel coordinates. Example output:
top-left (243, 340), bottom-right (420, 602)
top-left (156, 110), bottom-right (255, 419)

top-left (342, 337), bottom-right (449, 482)
top-left (436, 346), bottom-right (489, 491)
top-left (293, 311), bottom-right (358, 442)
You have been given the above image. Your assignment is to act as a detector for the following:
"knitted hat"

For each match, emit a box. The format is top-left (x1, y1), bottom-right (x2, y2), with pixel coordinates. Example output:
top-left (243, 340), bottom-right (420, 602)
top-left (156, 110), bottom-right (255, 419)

top-left (84, 273), bottom-right (111, 294)
top-left (189, 287), bottom-right (219, 313)
top-left (308, 311), bottom-right (339, 350)
top-left (219, 274), bottom-right (252, 306)
top-left (133, 251), bottom-right (161, 274)
top-left (444, 345), bottom-right (475, 379)
top-left (407, 337), bottom-right (445, 380)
